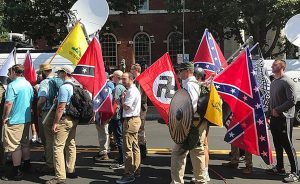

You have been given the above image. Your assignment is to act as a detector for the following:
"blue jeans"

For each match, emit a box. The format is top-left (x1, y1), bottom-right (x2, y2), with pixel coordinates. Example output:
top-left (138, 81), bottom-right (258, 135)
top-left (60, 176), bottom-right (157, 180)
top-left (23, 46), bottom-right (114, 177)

top-left (110, 119), bottom-right (123, 164)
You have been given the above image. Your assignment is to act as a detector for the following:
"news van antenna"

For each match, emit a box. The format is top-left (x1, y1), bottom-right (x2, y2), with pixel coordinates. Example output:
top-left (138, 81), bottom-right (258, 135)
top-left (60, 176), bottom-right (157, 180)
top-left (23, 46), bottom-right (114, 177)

top-left (69, 0), bottom-right (109, 40)
top-left (285, 14), bottom-right (300, 60)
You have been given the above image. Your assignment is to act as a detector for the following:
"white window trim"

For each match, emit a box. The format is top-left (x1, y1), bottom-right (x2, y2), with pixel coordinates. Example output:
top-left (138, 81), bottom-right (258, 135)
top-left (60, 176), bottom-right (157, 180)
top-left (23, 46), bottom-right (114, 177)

top-left (102, 33), bottom-right (118, 68)
top-left (167, 31), bottom-right (183, 63)
top-left (133, 32), bottom-right (152, 65)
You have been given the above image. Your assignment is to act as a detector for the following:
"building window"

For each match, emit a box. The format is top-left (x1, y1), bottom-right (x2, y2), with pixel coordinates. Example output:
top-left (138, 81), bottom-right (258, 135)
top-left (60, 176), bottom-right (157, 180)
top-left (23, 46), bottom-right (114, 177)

top-left (101, 33), bottom-right (117, 67)
top-left (167, 31), bottom-right (183, 64)
top-left (139, 0), bottom-right (149, 10)
top-left (134, 32), bottom-right (151, 64)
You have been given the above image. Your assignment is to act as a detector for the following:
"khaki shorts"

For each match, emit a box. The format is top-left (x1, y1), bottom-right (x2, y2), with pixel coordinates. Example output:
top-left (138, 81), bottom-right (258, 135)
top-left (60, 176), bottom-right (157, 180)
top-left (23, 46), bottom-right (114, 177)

top-left (3, 123), bottom-right (30, 152)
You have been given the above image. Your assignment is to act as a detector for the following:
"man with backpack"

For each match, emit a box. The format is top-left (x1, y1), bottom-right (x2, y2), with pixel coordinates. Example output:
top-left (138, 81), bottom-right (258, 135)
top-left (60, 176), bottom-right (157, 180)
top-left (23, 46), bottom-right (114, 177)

top-left (46, 65), bottom-right (78, 184)
top-left (36, 63), bottom-right (63, 174)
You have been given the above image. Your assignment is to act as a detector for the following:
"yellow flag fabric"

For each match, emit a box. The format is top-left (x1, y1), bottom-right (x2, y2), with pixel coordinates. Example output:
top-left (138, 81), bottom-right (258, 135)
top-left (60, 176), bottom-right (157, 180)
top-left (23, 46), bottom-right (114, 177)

top-left (204, 83), bottom-right (223, 127)
top-left (57, 23), bottom-right (88, 65)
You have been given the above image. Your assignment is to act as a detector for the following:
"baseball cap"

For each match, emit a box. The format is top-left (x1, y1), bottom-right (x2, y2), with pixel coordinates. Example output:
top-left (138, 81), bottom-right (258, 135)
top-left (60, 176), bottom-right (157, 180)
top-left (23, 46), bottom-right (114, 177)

top-left (55, 65), bottom-right (74, 74)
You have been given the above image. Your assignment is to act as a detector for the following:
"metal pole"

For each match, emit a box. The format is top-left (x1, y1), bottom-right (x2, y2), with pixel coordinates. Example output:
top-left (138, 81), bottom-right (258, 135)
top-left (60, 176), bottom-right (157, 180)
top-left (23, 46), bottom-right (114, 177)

top-left (227, 36), bottom-right (253, 63)
top-left (182, 0), bottom-right (185, 56)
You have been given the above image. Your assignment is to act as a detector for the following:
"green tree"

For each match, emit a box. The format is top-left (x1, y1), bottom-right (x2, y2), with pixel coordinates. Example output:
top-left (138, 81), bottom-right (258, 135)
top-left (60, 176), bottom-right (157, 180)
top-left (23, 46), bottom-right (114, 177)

top-left (166, 0), bottom-right (300, 58)
top-left (2, 0), bottom-right (144, 47)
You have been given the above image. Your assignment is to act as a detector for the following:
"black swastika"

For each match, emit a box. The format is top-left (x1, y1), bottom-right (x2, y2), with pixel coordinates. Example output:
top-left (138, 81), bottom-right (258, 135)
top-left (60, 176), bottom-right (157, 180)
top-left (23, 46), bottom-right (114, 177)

top-left (156, 76), bottom-right (175, 98)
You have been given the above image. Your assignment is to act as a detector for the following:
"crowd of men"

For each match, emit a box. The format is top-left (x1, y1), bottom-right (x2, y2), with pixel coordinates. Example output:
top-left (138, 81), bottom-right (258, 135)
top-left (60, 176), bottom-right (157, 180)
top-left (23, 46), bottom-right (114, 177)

top-left (0, 58), bottom-right (298, 184)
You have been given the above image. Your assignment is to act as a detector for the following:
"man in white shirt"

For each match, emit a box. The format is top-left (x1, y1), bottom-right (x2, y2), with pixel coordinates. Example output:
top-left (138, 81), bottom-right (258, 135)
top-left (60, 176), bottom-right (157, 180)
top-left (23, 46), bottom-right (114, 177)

top-left (170, 62), bottom-right (208, 184)
top-left (116, 72), bottom-right (141, 184)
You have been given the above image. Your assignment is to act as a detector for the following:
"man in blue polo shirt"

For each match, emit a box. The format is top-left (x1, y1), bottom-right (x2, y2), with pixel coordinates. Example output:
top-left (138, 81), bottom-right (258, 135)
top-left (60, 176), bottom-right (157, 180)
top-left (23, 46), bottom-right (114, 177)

top-left (1, 64), bottom-right (33, 181)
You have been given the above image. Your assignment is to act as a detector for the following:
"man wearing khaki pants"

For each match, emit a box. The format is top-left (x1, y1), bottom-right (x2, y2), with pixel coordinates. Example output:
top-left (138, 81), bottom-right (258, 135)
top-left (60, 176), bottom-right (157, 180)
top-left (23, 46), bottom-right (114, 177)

top-left (46, 65), bottom-right (78, 184)
top-left (116, 72), bottom-right (141, 184)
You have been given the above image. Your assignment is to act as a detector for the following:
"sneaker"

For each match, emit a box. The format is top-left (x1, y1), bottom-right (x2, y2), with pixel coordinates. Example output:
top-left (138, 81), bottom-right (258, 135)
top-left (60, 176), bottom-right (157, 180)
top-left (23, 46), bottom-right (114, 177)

top-left (36, 165), bottom-right (55, 174)
top-left (205, 171), bottom-right (210, 182)
top-left (93, 153), bottom-right (109, 162)
top-left (66, 172), bottom-right (78, 179)
top-left (110, 163), bottom-right (125, 170)
top-left (265, 166), bottom-right (286, 176)
top-left (283, 173), bottom-right (299, 183)
top-left (2, 168), bottom-right (23, 181)
top-left (116, 174), bottom-right (135, 184)
top-left (222, 162), bottom-right (238, 169)
top-left (45, 178), bottom-right (66, 184)
top-left (242, 166), bottom-right (253, 174)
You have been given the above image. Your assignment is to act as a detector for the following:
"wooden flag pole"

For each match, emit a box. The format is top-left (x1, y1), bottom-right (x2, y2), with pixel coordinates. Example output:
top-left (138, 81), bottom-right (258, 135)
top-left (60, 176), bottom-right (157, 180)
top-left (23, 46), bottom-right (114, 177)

top-left (49, 21), bottom-right (80, 64)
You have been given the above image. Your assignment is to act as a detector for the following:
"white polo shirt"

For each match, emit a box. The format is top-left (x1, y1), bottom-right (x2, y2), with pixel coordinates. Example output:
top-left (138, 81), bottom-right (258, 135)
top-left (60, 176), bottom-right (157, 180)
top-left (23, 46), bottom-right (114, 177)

top-left (122, 84), bottom-right (141, 118)
top-left (182, 76), bottom-right (201, 113)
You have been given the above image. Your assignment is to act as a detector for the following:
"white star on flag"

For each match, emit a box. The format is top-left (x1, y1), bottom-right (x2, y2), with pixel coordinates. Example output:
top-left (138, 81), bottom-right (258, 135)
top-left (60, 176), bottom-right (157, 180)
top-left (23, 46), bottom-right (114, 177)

top-left (229, 132), bottom-right (235, 138)
top-left (211, 47), bottom-right (215, 50)
top-left (96, 98), bottom-right (100, 103)
top-left (259, 135), bottom-right (266, 142)
top-left (214, 57), bottom-right (218, 61)
top-left (215, 85), bottom-right (220, 89)
top-left (243, 95), bottom-right (248, 101)
top-left (230, 88), bottom-right (236, 94)
top-left (82, 68), bottom-right (87, 73)
top-left (206, 65), bottom-right (209, 68)
top-left (261, 151), bottom-right (268, 157)
top-left (255, 103), bottom-right (261, 109)
top-left (104, 88), bottom-right (108, 93)
top-left (251, 70), bottom-right (256, 76)
top-left (257, 119), bottom-right (264, 125)
top-left (254, 86), bottom-right (259, 92)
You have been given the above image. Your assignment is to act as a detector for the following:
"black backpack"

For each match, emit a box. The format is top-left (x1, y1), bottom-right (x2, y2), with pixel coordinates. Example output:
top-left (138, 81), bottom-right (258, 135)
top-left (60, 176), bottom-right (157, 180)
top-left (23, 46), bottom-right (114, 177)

top-left (63, 82), bottom-right (94, 123)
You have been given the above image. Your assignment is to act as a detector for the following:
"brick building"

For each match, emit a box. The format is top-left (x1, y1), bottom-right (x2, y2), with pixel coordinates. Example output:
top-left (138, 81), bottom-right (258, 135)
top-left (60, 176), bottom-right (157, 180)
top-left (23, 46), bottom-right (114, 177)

top-left (99, 0), bottom-right (231, 71)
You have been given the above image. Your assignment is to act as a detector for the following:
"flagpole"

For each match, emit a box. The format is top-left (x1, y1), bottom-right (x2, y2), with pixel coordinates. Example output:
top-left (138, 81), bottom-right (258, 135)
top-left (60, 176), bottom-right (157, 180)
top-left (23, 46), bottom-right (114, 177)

top-left (48, 21), bottom-right (80, 64)
top-left (13, 47), bottom-right (17, 64)
top-left (227, 36), bottom-right (253, 64)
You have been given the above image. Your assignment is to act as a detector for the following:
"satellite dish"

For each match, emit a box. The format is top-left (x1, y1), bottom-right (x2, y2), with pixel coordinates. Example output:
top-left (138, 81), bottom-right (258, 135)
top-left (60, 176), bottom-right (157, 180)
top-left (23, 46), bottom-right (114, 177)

top-left (70, 0), bottom-right (109, 36)
top-left (284, 14), bottom-right (300, 47)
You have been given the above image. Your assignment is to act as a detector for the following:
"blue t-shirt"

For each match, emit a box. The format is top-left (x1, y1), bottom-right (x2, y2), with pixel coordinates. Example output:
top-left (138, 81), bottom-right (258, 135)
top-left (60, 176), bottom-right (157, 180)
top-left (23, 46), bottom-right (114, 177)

top-left (57, 79), bottom-right (73, 104)
top-left (5, 77), bottom-right (34, 124)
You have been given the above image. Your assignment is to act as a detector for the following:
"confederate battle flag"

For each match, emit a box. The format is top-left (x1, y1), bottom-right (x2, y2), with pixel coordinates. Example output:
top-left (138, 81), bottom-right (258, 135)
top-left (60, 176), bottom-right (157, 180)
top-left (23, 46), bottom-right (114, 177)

top-left (193, 29), bottom-right (227, 78)
top-left (72, 37), bottom-right (114, 122)
top-left (213, 48), bottom-right (273, 165)
top-left (136, 53), bottom-right (181, 124)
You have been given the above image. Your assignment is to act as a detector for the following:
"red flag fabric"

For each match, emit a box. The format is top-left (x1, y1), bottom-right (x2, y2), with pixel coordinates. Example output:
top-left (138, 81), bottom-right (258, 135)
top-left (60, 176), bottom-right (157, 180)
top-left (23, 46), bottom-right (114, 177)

top-left (213, 48), bottom-right (273, 165)
top-left (193, 29), bottom-right (227, 79)
top-left (136, 52), bottom-right (180, 124)
top-left (23, 50), bottom-right (37, 86)
top-left (72, 37), bottom-right (114, 122)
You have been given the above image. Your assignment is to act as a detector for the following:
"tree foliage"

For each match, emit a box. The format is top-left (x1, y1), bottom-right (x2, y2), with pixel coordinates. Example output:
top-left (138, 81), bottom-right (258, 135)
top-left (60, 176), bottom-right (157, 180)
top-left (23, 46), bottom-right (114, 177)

top-left (166, 0), bottom-right (300, 58)
top-left (2, 0), bottom-right (144, 47)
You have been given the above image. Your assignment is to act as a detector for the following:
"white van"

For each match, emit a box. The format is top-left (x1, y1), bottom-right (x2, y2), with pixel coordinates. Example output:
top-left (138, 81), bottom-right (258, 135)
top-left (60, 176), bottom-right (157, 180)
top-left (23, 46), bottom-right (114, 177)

top-left (0, 52), bottom-right (74, 72)
top-left (264, 59), bottom-right (300, 125)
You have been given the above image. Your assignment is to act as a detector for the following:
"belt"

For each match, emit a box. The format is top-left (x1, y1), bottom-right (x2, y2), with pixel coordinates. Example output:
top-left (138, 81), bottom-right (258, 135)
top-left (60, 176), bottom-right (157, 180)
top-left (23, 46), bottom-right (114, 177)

top-left (124, 116), bottom-right (139, 120)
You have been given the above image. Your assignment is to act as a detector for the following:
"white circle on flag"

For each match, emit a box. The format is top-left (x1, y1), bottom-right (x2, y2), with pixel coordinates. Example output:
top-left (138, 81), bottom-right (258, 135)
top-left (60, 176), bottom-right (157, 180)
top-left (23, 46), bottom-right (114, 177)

top-left (153, 71), bottom-right (176, 104)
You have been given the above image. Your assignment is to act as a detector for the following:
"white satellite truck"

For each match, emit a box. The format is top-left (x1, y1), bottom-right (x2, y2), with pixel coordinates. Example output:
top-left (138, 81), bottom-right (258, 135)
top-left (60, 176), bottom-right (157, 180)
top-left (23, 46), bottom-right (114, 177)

top-left (0, 51), bottom-right (73, 72)
top-left (264, 59), bottom-right (300, 125)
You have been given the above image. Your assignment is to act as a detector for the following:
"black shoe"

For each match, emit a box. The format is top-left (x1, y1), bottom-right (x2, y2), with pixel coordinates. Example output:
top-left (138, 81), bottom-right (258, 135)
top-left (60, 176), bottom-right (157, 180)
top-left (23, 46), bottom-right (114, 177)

top-left (66, 172), bottom-right (78, 179)
top-left (21, 160), bottom-right (31, 173)
top-left (2, 167), bottom-right (23, 181)
top-left (265, 166), bottom-right (286, 176)
top-left (93, 153), bottom-right (109, 162)
top-left (116, 174), bottom-right (135, 184)
top-left (139, 144), bottom-right (147, 159)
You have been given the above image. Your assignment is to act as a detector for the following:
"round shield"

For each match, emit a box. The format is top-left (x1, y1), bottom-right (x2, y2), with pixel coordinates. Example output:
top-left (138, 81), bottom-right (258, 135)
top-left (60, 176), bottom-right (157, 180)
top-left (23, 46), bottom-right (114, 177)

top-left (168, 88), bottom-right (193, 144)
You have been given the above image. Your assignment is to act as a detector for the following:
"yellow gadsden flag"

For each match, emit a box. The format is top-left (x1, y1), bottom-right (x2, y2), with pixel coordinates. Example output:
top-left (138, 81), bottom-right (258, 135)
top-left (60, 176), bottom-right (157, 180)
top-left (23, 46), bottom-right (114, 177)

top-left (204, 83), bottom-right (223, 127)
top-left (57, 22), bottom-right (88, 65)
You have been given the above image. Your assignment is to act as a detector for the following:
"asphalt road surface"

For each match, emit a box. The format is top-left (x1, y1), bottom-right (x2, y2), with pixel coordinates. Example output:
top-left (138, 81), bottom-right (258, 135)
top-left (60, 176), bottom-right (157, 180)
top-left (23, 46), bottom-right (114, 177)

top-left (1, 119), bottom-right (300, 184)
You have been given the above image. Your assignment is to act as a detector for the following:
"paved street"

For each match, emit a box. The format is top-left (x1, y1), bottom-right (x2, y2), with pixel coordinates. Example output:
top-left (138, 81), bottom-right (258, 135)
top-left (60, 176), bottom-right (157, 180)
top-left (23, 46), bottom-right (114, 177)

top-left (1, 117), bottom-right (300, 184)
